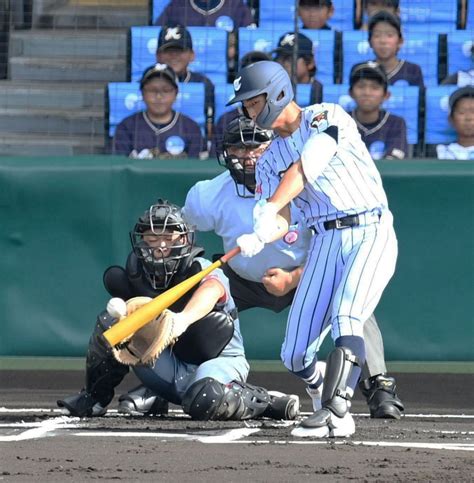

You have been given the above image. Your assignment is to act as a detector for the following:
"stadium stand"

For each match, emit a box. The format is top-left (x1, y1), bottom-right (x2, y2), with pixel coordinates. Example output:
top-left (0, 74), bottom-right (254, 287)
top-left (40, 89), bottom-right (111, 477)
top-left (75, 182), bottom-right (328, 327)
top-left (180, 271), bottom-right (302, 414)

top-left (107, 81), bottom-right (206, 138)
top-left (342, 30), bottom-right (440, 86)
top-left (399, 0), bottom-right (461, 32)
top-left (130, 26), bottom-right (228, 87)
top-left (322, 84), bottom-right (421, 148)
top-left (424, 85), bottom-right (459, 145)
top-left (446, 31), bottom-right (474, 78)
top-left (238, 28), bottom-right (337, 84)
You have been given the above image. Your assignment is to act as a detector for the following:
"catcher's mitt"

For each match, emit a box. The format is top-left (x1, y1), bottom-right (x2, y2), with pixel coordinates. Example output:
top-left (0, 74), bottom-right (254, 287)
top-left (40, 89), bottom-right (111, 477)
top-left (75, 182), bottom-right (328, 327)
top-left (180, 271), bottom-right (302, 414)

top-left (112, 298), bottom-right (184, 366)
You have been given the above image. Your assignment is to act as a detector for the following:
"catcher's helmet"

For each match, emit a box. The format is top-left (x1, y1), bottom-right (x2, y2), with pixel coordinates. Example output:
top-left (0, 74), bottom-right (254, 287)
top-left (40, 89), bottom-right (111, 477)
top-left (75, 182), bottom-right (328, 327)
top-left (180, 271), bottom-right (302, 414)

top-left (217, 116), bottom-right (273, 197)
top-left (226, 61), bottom-right (294, 129)
top-left (130, 200), bottom-right (195, 290)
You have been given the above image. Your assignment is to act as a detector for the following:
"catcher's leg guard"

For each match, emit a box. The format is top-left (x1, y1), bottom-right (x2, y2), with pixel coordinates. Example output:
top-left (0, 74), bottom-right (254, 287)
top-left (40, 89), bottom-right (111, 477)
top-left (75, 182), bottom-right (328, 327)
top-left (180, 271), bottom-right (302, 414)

top-left (359, 374), bottom-right (405, 419)
top-left (57, 311), bottom-right (129, 417)
top-left (181, 378), bottom-right (299, 421)
top-left (118, 384), bottom-right (169, 416)
top-left (292, 347), bottom-right (359, 438)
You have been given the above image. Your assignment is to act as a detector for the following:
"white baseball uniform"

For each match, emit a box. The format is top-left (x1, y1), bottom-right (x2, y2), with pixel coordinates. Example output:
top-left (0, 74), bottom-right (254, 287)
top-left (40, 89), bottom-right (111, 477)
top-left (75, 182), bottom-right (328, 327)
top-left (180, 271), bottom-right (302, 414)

top-left (255, 103), bottom-right (398, 373)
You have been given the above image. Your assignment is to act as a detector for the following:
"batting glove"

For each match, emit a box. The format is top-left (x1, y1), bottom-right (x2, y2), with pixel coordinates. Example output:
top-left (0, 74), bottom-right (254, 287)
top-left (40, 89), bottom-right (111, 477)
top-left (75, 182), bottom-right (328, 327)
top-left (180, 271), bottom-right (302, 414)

top-left (236, 232), bottom-right (265, 257)
top-left (253, 200), bottom-right (280, 243)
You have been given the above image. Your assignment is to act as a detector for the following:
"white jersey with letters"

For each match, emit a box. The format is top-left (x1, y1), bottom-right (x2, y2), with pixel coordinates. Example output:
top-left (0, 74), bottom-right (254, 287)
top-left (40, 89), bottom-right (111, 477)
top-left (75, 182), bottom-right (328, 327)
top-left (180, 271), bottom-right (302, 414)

top-left (183, 171), bottom-right (311, 283)
top-left (436, 143), bottom-right (474, 160)
top-left (256, 103), bottom-right (389, 231)
top-left (255, 102), bottom-right (398, 376)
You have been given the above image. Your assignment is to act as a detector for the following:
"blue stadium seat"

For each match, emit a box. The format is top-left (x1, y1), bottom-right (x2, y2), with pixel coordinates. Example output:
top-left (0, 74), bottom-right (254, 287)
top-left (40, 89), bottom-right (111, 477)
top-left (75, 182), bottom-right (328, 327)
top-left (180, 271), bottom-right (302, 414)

top-left (342, 30), bottom-right (439, 86)
top-left (425, 85), bottom-right (459, 144)
top-left (257, 0), bottom-right (353, 31)
top-left (130, 26), bottom-right (228, 86)
top-left (152, 0), bottom-right (169, 24)
top-left (238, 28), bottom-right (336, 84)
top-left (322, 84), bottom-right (420, 145)
top-left (107, 82), bottom-right (206, 138)
top-left (214, 83), bottom-right (237, 121)
top-left (467, 0), bottom-right (474, 30)
top-left (447, 31), bottom-right (473, 76)
top-left (399, 0), bottom-right (458, 33)
top-left (295, 84), bottom-right (312, 107)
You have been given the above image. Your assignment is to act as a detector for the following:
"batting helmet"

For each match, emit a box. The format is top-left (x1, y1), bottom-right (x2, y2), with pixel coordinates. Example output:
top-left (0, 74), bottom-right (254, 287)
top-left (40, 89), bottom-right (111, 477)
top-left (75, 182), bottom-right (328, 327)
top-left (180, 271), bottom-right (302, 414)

top-left (130, 200), bottom-right (195, 290)
top-left (226, 61), bottom-right (294, 129)
top-left (217, 116), bottom-right (273, 197)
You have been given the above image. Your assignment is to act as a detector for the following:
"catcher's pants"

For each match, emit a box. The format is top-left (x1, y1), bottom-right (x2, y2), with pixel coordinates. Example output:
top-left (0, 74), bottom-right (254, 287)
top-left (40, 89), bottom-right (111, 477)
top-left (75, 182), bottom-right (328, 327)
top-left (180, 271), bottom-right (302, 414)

top-left (133, 348), bottom-right (250, 405)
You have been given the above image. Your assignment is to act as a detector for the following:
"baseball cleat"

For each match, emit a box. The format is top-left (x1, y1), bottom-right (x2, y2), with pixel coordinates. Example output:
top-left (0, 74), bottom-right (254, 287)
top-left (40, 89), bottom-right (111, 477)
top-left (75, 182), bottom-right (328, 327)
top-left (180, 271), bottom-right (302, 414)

top-left (118, 385), bottom-right (169, 416)
top-left (291, 408), bottom-right (355, 438)
top-left (359, 374), bottom-right (404, 419)
top-left (267, 391), bottom-right (300, 420)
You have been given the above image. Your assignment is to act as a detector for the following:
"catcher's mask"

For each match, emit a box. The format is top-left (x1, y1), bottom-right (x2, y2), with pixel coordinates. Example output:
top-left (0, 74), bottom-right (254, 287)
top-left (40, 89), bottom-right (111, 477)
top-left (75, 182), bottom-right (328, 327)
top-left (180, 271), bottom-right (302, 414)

top-left (131, 200), bottom-right (195, 290)
top-left (216, 116), bottom-right (273, 197)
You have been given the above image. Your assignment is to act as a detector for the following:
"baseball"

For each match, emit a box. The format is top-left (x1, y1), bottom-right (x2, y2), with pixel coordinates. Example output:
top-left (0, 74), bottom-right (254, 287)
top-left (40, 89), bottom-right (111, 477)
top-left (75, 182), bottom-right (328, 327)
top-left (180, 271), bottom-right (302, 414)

top-left (106, 297), bottom-right (127, 319)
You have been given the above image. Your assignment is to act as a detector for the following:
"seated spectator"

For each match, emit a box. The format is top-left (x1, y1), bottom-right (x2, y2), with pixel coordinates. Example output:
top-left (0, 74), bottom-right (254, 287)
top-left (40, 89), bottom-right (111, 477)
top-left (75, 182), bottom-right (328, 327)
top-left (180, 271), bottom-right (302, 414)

top-left (211, 51), bottom-right (271, 154)
top-left (441, 44), bottom-right (474, 88)
top-left (273, 32), bottom-right (322, 104)
top-left (368, 11), bottom-right (424, 88)
top-left (156, 25), bottom-right (215, 139)
top-left (349, 61), bottom-right (408, 160)
top-left (436, 86), bottom-right (474, 160)
top-left (298, 0), bottom-right (334, 30)
top-left (357, 0), bottom-right (399, 30)
top-left (156, 0), bottom-right (255, 29)
top-left (112, 64), bottom-right (205, 159)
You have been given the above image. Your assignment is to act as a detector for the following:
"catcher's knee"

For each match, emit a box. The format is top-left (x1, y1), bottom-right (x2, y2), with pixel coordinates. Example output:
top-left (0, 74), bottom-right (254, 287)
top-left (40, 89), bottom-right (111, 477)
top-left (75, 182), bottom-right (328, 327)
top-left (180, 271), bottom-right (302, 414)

top-left (181, 377), bottom-right (269, 421)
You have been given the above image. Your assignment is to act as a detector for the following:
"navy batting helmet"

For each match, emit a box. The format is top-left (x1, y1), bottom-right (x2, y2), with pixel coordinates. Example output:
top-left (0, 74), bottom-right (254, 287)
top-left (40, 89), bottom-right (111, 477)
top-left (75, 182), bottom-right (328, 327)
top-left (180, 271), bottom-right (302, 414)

top-left (226, 61), bottom-right (294, 129)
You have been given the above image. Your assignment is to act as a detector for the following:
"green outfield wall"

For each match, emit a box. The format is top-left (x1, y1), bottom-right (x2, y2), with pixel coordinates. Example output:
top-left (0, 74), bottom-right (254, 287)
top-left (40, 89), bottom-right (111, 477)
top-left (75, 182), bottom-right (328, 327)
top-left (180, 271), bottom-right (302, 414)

top-left (0, 156), bottom-right (472, 361)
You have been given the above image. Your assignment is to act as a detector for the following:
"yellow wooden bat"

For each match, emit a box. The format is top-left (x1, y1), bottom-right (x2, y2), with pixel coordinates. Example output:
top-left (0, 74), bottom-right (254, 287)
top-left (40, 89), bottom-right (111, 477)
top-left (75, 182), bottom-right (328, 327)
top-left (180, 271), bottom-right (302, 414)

top-left (103, 247), bottom-right (241, 348)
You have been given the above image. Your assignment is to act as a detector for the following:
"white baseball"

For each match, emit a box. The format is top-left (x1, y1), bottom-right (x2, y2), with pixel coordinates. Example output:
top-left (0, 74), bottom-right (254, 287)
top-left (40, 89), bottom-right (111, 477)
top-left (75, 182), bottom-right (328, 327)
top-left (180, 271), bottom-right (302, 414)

top-left (106, 297), bottom-right (127, 319)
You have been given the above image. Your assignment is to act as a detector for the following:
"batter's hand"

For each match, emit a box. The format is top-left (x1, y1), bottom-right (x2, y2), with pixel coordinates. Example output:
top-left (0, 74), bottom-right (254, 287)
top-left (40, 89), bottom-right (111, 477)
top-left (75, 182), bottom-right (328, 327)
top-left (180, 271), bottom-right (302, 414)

top-left (236, 232), bottom-right (265, 257)
top-left (253, 200), bottom-right (279, 243)
top-left (262, 268), bottom-right (294, 296)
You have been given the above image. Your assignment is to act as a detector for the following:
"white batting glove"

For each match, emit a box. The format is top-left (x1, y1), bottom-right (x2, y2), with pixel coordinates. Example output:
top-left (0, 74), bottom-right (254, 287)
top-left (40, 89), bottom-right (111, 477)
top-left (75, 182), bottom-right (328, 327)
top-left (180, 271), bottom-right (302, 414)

top-left (237, 232), bottom-right (265, 257)
top-left (253, 200), bottom-right (280, 243)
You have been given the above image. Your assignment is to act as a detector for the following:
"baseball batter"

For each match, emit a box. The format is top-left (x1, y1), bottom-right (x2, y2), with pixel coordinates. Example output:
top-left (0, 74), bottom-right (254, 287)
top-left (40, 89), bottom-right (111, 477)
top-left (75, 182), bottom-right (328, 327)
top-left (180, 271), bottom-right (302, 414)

top-left (227, 61), bottom-right (399, 437)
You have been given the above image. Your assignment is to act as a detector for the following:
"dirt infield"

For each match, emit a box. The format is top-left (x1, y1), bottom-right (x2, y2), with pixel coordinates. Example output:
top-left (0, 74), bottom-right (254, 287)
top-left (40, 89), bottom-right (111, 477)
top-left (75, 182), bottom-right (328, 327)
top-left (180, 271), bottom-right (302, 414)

top-left (1, 370), bottom-right (473, 482)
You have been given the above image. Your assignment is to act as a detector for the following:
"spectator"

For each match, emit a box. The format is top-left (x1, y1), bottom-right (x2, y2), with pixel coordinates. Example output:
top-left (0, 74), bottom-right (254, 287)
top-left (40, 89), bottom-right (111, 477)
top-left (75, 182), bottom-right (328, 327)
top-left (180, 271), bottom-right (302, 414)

top-left (298, 0), bottom-right (334, 30)
top-left (211, 51), bottom-right (271, 154)
top-left (358, 0), bottom-right (399, 30)
top-left (273, 32), bottom-right (323, 104)
top-left (349, 61), bottom-right (408, 160)
top-left (156, 25), bottom-right (215, 140)
top-left (368, 11), bottom-right (424, 88)
top-left (112, 64), bottom-right (205, 159)
top-left (156, 0), bottom-right (255, 30)
top-left (441, 44), bottom-right (474, 87)
top-left (436, 86), bottom-right (474, 160)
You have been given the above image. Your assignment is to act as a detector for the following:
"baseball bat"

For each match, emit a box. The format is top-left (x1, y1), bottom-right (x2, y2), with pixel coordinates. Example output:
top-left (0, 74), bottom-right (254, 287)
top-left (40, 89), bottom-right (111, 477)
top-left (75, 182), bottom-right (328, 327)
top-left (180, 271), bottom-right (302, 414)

top-left (102, 246), bottom-right (241, 348)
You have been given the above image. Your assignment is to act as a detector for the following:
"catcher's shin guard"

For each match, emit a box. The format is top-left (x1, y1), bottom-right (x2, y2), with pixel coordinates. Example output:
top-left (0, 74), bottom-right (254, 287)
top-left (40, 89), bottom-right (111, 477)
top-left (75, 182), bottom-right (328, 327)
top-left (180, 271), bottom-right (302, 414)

top-left (182, 378), bottom-right (299, 421)
top-left (359, 374), bottom-right (404, 419)
top-left (57, 311), bottom-right (129, 417)
top-left (292, 347), bottom-right (359, 438)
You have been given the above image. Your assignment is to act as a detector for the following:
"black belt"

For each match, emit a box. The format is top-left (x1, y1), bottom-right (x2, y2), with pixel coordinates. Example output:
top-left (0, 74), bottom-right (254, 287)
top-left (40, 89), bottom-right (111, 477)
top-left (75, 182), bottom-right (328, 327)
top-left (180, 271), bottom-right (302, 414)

top-left (311, 214), bottom-right (360, 234)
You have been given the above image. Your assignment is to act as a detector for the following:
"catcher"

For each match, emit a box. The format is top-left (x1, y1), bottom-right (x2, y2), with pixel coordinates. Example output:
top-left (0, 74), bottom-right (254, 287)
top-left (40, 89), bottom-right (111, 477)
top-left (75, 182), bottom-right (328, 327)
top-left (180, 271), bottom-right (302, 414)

top-left (57, 200), bottom-right (299, 421)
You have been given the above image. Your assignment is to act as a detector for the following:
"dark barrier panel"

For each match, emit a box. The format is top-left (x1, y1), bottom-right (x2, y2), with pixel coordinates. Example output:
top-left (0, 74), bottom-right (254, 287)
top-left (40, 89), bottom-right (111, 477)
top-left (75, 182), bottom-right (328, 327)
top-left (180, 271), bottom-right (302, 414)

top-left (0, 157), bottom-right (472, 360)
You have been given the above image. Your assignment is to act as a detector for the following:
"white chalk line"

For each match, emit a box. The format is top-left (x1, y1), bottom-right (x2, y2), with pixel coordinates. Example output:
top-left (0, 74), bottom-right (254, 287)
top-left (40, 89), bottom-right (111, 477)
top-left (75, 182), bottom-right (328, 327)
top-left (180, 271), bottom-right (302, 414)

top-left (2, 407), bottom-right (474, 418)
top-left (0, 416), bottom-right (80, 442)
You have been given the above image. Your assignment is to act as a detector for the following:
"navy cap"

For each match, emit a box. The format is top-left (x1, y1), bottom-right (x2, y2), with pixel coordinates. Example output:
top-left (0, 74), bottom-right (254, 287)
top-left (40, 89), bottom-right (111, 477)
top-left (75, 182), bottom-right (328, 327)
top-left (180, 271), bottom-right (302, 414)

top-left (350, 61), bottom-right (388, 89)
top-left (274, 32), bottom-right (314, 59)
top-left (158, 26), bottom-right (193, 51)
top-left (299, 0), bottom-right (333, 6)
top-left (140, 63), bottom-right (179, 90)
top-left (368, 11), bottom-right (402, 38)
top-left (449, 86), bottom-right (474, 113)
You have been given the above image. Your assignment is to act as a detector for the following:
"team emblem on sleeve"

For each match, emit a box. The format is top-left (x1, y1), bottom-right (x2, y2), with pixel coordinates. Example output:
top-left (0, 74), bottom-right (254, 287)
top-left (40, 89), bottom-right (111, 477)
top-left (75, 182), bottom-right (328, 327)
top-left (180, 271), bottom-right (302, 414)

top-left (310, 110), bottom-right (329, 132)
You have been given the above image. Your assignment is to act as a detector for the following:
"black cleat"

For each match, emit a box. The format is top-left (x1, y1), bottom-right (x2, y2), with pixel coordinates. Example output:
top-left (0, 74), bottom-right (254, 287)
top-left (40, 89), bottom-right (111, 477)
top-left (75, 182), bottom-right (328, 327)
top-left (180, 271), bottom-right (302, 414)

top-left (360, 374), bottom-right (405, 419)
top-left (118, 385), bottom-right (169, 416)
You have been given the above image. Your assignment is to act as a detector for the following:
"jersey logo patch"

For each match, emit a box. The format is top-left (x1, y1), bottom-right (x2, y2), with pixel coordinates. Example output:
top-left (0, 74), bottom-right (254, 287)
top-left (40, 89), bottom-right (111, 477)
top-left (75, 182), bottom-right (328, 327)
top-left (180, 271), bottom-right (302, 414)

top-left (310, 110), bottom-right (329, 132)
top-left (283, 230), bottom-right (299, 245)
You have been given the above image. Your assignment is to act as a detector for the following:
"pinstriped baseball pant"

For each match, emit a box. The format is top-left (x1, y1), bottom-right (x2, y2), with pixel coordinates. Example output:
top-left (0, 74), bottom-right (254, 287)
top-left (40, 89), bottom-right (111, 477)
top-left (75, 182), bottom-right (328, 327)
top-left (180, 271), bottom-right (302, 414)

top-left (281, 211), bottom-right (398, 374)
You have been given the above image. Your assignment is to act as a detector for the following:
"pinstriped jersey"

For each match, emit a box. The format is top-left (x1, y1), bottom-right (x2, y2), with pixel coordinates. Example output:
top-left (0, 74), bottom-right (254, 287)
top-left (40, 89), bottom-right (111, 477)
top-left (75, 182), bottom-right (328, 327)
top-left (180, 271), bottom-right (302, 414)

top-left (255, 103), bottom-right (389, 226)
